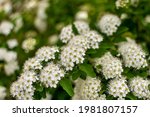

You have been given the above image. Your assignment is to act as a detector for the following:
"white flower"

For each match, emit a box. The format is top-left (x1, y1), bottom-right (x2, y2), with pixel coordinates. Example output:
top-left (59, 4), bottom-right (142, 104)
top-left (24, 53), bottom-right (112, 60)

top-left (115, 0), bottom-right (129, 9)
top-left (108, 77), bottom-right (130, 98)
top-left (0, 21), bottom-right (13, 36)
top-left (23, 57), bottom-right (42, 72)
top-left (59, 25), bottom-right (75, 43)
top-left (35, 46), bottom-right (59, 62)
top-left (0, 0), bottom-right (12, 14)
top-left (98, 14), bottom-right (121, 36)
top-left (129, 76), bottom-right (150, 99)
top-left (84, 30), bottom-right (103, 49)
top-left (10, 71), bottom-right (38, 100)
top-left (75, 11), bottom-right (88, 21)
top-left (40, 62), bottom-right (65, 88)
top-left (73, 77), bottom-right (103, 100)
top-left (145, 15), bottom-right (150, 24)
top-left (4, 51), bottom-right (17, 62)
top-left (4, 61), bottom-right (19, 76)
top-left (7, 39), bottom-right (18, 49)
top-left (74, 21), bottom-right (90, 34)
top-left (34, 18), bottom-right (47, 32)
top-left (81, 77), bottom-right (101, 100)
top-left (0, 86), bottom-right (6, 100)
top-left (118, 38), bottom-right (148, 69)
top-left (22, 38), bottom-right (37, 53)
top-left (0, 48), bottom-right (7, 60)
top-left (68, 35), bottom-right (89, 50)
top-left (93, 52), bottom-right (123, 79)
top-left (60, 45), bottom-right (86, 71)
top-left (48, 35), bottom-right (59, 45)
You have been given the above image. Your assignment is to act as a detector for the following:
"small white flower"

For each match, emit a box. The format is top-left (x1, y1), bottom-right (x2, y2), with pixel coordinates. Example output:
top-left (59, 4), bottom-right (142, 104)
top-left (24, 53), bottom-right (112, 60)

top-left (129, 76), bottom-right (150, 99)
top-left (22, 38), bottom-right (37, 53)
top-left (118, 38), bottom-right (148, 69)
top-left (108, 77), bottom-right (130, 98)
top-left (0, 48), bottom-right (7, 60)
top-left (115, 0), bottom-right (129, 9)
top-left (4, 51), bottom-right (17, 62)
top-left (75, 11), bottom-right (88, 21)
top-left (0, 86), bottom-right (7, 100)
top-left (40, 62), bottom-right (65, 88)
top-left (7, 39), bottom-right (18, 49)
top-left (0, 21), bottom-right (13, 36)
top-left (59, 25), bottom-right (75, 43)
top-left (4, 61), bottom-right (19, 76)
top-left (98, 14), bottom-right (121, 36)
top-left (35, 46), bottom-right (59, 62)
top-left (74, 20), bottom-right (90, 34)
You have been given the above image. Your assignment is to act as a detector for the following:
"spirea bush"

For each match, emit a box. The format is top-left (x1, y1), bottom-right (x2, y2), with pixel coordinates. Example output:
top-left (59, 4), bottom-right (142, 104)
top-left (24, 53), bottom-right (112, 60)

top-left (0, 0), bottom-right (150, 100)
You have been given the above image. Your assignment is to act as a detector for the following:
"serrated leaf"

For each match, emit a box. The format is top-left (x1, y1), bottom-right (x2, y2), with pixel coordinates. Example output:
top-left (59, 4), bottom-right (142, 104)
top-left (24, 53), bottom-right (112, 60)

top-left (60, 78), bottom-right (74, 96)
top-left (79, 63), bottom-right (96, 77)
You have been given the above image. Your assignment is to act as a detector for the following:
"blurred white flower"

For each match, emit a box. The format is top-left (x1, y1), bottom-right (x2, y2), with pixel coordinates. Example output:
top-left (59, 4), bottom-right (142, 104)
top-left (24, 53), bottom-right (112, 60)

top-left (75, 11), bottom-right (88, 21)
top-left (145, 15), bottom-right (150, 24)
top-left (48, 35), bottom-right (59, 45)
top-left (0, 0), bottom-right (12, 14)
top-left (4, 51), bottom-right (17, 63)
top-left (4, 61), bottom-right (19, 76)
top-left (22, 38), bottom-right (37, 53)
top-left (115, 0), bottom-right (129, 9)
top-left (0, 48), bottom-right (7, 60)
top-left (0, 86), bottom-right (7, 100)
top-left (0, 21), bottom-right (13, 36)
top-left (98, 14), bottom-right (121, 36)
top-left (7, 39), bottom-right (18, 49)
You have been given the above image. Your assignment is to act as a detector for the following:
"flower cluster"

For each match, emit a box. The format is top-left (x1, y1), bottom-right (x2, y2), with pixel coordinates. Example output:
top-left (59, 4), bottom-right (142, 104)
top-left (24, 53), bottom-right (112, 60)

top-left (73, 77), bottom-right (105, 100)
top-left (0, 86), bottom-right (7, 100)
top-left (98, 14), bottom-right (121, 36)
top-left (10, 71), bottom-right (38, 100)
top-left (115, 0), bottom-right (129, 9)
top-left (108, 77), bottom-right (130, 99)
top-left (0, 48), bottom-right (19, 76)
top-left (118, 39), bottom-right (148, 69)
top-left (129, 76), bottom-right (150, 99)
top-left (22, 38), bottom-right (37, 53)
top-left (94, 52), bottom-right (123, 79)
top-left (40, 63), bottom-right (65, 88)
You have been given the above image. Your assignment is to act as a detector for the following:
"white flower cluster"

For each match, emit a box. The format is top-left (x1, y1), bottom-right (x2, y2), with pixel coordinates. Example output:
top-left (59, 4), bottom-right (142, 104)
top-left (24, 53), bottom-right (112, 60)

top-left (94, 52), bottom-right (123, 79)
top-left (73, 77), bottom-right (105, 100)
top-left (0, 20), bottom-right (13, 36)
top-left (40, 63), bottom-right (65, 88)
top-left (7, 39), bottom-right (18, 49)
top-left (23, 57), bottom-right (42, 72)
top-left (75, 11), bottom-right (88, 21)
top-left (10, 46), bottom-right (63, 99)
top-left (60, 22), bottom-right (103, 71)
top-left (60, 25), bottom-right (75, 43)
top-left (35, 46), bottom-right (59, 62)
top-left (22, 38), bottom-right (37, 53)
top-left (0, 0), bottom-right (12, 14)
top-left (108, 77), bottom-right (130, 99)
top-left (84, 30), bottom-right (103, 49)
top-left (98, 14), bottom-right (121, 36)
top-left (115, 0), bottom-right (129, 9)
top-left (74, 21), bottom-right (90, 34)
top-left (118, 39), bottom-right (148, 69)
top-left (0, 48), bottom-right (19, 76)
top-left (61, 45), bottom-right (86, 71)
top-left (129, 76), bottom-right (150, 99)
top-left (10, 71), bottom-right (38, 100)
top-left (0, 86), bottom-right (7, 100)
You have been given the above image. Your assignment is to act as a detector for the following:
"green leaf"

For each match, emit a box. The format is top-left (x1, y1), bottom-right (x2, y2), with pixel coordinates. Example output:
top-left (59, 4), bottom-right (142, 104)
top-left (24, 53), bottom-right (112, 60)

top-left (72, 70), bottom-right (81, 80)
top-left (113, 37), bottom-right (127, 43)
top-left (35, 84), bottom-right (43, 92)
top-left (60, 78), bottom-right (74, 96)
top-left (72, 23), bottom-right (79, 35)
top-left (116, 27), bottom-right (129, 35)
top-left (126, 93), bottom-right (137, 100)
top-left (79, 63), bottom-right (96, 77)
